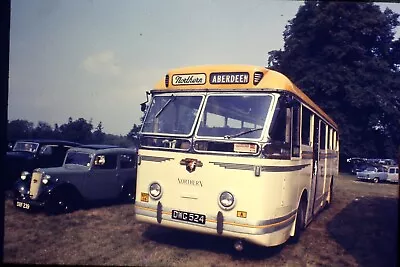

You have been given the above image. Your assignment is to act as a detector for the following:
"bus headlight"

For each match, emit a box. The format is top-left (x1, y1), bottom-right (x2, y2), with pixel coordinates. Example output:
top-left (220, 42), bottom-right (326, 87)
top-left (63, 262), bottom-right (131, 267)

top-left (219, 191), bottom-right (235, 210)
top-left (20, 171), bottom-right (30, 180)
top-left (42, 174), bottom-right (51, 185)
top-left (149, 182), bottom-right (162, 199)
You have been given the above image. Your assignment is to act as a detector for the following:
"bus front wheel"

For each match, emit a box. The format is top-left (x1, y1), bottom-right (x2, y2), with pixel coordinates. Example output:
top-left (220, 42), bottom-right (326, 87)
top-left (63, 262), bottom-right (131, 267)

top-left (290, 199), bottom-right (306, 244)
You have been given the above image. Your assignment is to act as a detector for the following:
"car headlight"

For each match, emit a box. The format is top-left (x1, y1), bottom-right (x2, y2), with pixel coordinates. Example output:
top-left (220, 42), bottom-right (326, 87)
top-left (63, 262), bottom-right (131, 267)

top-left (219, 191), bottom-right (235, 210)
top-left (20, 171), bottom-right (30, 180)
top-left (42, 174), bottom-right (51, 185)
top-left (149, 182), bottom-right (162, 199)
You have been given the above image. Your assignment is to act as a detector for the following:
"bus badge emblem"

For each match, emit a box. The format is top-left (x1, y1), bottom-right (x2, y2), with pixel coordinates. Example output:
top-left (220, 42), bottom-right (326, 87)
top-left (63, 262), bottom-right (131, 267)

top-left (186, 160), bottom-right (197, 173)
top-left (180, 158), bottom-right (203, 173)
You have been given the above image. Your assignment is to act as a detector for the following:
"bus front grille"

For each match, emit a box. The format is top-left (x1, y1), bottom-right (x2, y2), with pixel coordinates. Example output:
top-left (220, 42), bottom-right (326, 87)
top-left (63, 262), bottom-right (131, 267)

top-left (29, 172), bottom-right (42, 200)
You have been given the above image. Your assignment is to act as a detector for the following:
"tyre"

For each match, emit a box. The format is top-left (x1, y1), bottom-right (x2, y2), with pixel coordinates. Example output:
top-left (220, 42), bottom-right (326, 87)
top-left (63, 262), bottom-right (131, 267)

top-left (373, 177), bottom-right (379, 183)
top-left (290, 199), bottom-right (306, 243)
top-left (45, 191), bottom-right (76, 215)
top-left (325, 177), bottom-right (333, 209)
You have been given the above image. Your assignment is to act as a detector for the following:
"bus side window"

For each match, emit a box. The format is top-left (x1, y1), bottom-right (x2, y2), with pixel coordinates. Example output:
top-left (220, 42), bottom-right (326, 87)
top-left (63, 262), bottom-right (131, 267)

top-left (265, 96), bottom-right (291, 159)
top-left (327, 127), bottom-right (331, 150)
top-left (292, 101), bottom-right (300, 157)
top-left (320, 122), bottom-right (326, 150)
top-left (269, 97), bottom-right (290, 143)
top-left (301, 106), bottom-right (311, 146)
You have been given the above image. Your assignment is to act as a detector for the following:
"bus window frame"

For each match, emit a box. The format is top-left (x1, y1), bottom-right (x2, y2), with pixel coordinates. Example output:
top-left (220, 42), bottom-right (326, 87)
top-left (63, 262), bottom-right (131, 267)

top-left (140, 92), bottom-right (206, 138)
top-left (291, 99), bottom-right (301, 158)
top-left (193, 92), bottom-right (277, 142)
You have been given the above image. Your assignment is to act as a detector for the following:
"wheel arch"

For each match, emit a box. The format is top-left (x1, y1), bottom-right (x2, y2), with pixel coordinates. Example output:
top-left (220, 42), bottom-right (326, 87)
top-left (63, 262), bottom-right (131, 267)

top-left (48, 182), bottom-right (83, 202)
top-left (290, 188), bottom-right (308, 236)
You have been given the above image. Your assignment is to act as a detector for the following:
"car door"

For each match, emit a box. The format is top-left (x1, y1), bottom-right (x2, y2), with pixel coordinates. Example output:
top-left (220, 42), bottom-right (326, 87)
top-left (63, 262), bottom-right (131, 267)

top-left (37, 144), bottom-right (60, 167)
top-left (118, 153), bottom-right (137, 197)
top-left (387, 167), bottom-right (398, 182)
top-left (84, 153), bottom-right (120, 200)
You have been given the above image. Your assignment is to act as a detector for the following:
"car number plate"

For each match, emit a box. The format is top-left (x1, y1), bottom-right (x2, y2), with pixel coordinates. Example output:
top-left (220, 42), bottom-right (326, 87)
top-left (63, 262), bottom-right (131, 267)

top-left (171, 210), bottom-right (206, 224)
top-left (16, 201), bottom-right (30, 210)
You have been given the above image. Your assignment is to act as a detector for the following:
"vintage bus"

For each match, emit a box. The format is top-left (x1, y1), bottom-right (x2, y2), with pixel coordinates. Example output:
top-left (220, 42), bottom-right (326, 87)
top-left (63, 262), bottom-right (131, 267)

top-left (134, 65), bottom-right (339, 251)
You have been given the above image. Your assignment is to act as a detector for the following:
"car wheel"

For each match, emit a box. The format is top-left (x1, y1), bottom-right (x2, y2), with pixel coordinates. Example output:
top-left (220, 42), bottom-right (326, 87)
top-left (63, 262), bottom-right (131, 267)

top-left (290, 199), bottom-right (306, 244)
top-left (45, 192), bottom-right (74, 215)
top-left (373, 177), bottom-right (379, 183)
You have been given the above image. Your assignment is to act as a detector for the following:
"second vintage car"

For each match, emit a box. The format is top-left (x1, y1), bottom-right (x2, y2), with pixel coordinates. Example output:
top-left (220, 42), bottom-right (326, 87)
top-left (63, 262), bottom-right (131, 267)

top-left (14, 145), bottom-right (137, 214)
top-left (5, 139), bottom-right (82, 190)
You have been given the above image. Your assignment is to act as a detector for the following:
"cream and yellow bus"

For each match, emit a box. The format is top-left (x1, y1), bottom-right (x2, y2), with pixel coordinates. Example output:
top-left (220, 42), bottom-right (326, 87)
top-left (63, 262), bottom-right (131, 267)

top-left (134, 65), bottom-right (339, 251)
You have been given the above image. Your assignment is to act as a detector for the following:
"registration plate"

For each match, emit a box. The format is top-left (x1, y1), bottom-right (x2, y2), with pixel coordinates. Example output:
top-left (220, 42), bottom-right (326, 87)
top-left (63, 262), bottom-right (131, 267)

top-left (171, 210), bottom-right (206, 224)
top-left (16, 201), bottom-right (30, 210)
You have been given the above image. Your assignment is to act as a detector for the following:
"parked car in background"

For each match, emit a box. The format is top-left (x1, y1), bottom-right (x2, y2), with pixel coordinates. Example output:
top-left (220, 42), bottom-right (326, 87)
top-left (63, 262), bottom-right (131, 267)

top-left (14, 145), bottom-right (138, 214)
top-left (5, 139), bottom-right (81, 190)
top-left (356, 166), bottom-right (388, 183)
top-left (351, 163), bottom-right (370, 175)
top-left (386, 166), bottom-right (399, 183)
top-left (7, 139), bottom-right (17, 152)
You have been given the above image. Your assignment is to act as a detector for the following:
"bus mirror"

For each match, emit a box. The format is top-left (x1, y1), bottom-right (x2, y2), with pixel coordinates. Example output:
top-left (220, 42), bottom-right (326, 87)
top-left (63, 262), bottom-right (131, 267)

top-left (140, 103), bottom-right (147, 112)
top-left (140, 91), bottom-right (151, 112)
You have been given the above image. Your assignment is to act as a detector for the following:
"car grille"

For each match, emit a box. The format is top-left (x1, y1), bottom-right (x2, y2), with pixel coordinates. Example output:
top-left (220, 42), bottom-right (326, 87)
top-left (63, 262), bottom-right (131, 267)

top-left (29, 172), bottom-right (42, 200)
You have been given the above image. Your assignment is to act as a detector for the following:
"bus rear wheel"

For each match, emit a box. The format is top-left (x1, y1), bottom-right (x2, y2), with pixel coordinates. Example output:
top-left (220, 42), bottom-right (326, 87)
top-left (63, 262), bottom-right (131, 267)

top-left (325, 177), bottom-right (334, 209)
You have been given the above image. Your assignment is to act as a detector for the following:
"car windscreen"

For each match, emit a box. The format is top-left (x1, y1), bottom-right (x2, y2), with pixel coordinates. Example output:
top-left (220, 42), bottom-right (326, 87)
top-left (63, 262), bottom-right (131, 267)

top-left (64, 152), bottom-right (92, 167)
top-left (12, 142), bottom-right (39, 153)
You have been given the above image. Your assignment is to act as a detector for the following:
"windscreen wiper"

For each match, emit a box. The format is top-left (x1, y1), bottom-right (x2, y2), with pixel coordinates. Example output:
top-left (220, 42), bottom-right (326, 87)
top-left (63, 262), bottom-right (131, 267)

top-left (224, 127), bottom-right (264, 139)
top-left (155, 95), bottom-right (176, 118)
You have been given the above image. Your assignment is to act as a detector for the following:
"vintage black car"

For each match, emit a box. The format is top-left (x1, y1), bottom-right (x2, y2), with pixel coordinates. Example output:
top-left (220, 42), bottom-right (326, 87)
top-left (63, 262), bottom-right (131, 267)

top-left (14, 145), bottom-right (137, 215)
top-left (5, 139), bottom-right (81, 189)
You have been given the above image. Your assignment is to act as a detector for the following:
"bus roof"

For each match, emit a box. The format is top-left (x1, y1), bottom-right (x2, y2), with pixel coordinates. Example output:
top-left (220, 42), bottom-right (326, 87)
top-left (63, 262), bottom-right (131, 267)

top-left (153, 65), bottom-right (338, 129)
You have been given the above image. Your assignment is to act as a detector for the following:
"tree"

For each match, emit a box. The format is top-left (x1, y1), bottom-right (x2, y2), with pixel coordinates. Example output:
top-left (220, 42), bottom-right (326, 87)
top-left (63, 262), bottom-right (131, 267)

top-left (53, 123), bottom-right (62, 139)
top-left (59, 117), bottom-right (93, 143)
top-left (267, 1), bottom-right (400, 161)
top-left (7, 119), bottom-right (34, 140)
top-left (127, 109), bottom-right (146, 146)
top-left (32, 121), bottom-right (54, 139)
top-left (92, 121), bottom-right (106, 143)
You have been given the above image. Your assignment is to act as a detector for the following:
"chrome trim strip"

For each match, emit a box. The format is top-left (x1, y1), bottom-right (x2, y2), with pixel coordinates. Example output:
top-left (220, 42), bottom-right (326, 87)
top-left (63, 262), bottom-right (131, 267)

top-left (209, 162), bottom-right (310, 172)
top-left (140, 155), bottom-right (174, 162)
top-left (209, 162), bottom-right (254, 170)
top-left (261, 164), bottom-right (310, 172)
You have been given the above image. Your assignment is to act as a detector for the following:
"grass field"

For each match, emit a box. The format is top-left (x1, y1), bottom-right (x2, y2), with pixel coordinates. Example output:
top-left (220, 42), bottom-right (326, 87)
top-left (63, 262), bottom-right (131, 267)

top-left (3, 174), bottom-right (399, 266)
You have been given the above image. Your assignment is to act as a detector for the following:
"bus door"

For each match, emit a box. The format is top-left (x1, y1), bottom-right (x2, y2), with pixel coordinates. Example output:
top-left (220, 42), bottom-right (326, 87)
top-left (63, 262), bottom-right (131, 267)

top-left (310, 117), bottom-right (320, 216)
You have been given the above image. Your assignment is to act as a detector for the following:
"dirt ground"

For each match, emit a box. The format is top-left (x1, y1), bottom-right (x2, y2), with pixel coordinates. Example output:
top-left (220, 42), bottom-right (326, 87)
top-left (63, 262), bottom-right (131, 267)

top-left (3, 174), bottom-right (399, 267)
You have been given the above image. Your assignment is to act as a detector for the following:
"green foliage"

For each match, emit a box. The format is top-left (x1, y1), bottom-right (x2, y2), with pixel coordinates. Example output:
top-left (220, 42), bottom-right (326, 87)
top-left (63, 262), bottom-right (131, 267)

top-left (59, 117), bottom-right (93, 143)
top-left (103, 134), bottom-right (136, 148)
top-left (268, 1), bottom-right (400, 159)
top-left (7, 119), bottom-right (34, 140)
top-left (7, 117), bottom-right (140, 149)
top-left (92, 121), bottom-right (106, 143)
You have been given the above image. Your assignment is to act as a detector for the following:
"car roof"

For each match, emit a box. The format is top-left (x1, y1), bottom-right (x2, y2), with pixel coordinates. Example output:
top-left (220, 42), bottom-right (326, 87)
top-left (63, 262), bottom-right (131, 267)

top-left (68, 146), bottom-right (137, 154)
top-left (15, 139), bottom-right (81, 146)
top-left (78, 144), bottom-right (121, 150)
